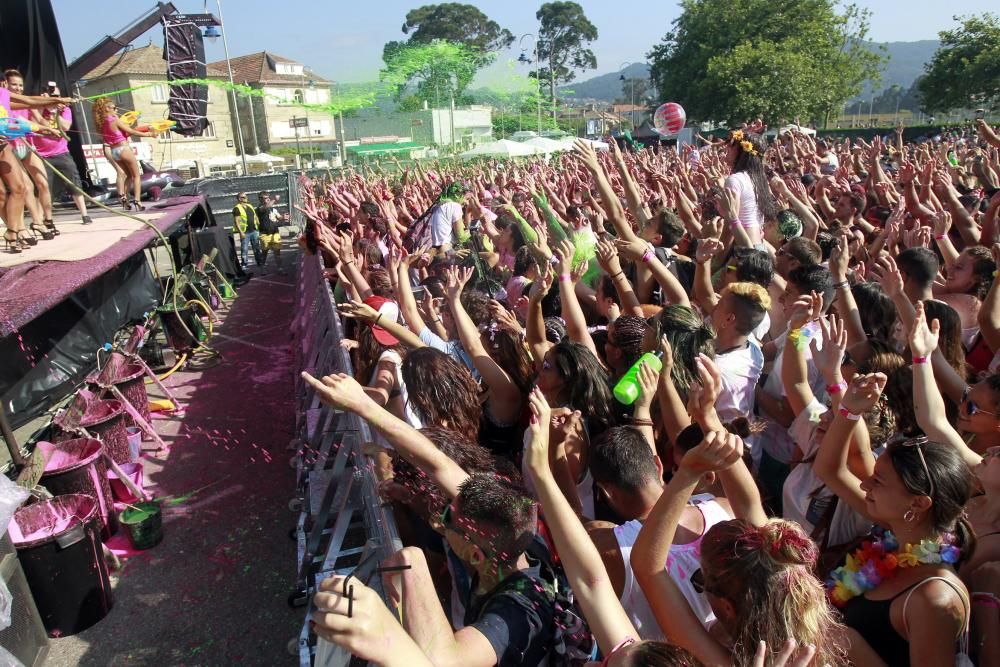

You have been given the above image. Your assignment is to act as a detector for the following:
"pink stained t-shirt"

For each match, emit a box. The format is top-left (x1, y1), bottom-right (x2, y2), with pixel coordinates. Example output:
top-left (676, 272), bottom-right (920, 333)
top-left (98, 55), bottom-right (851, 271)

top-left (31, 106), bottom-right (70, 157)
top-left (102, 114), bottom-right (126, 146)
top-left (0, 86), bottom-right (10, 116)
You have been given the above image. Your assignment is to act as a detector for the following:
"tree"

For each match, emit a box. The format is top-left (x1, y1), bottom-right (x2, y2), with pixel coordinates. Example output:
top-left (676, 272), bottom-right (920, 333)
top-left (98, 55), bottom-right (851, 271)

top-left (919, 13), bottom-right (1000, 113)
top-left (535, 2), bottom-right (598, 123)
top-left (381, 40), bottom-right (479, 109)
top-left (617, 78), bottom-right (650, 105)
top-left (382, 4), bottom-right (514, 107)
top-left (647, 0), bottom-right (885, 126)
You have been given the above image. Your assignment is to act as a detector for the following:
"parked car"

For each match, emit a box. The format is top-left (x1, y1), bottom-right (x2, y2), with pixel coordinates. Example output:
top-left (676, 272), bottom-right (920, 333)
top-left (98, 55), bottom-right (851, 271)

top-left (88, 161), bottom-right (185, 203)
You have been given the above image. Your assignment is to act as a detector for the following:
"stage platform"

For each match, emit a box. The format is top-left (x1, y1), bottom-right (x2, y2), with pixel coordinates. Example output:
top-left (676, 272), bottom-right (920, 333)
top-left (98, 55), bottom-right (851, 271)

top-left (0, 195), bottom-right (206, 337)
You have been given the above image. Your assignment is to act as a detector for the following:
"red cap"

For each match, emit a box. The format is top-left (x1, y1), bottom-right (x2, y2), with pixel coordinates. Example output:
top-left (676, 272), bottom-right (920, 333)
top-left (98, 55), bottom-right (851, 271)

top-left (363, 296), bottom-right (400, 346)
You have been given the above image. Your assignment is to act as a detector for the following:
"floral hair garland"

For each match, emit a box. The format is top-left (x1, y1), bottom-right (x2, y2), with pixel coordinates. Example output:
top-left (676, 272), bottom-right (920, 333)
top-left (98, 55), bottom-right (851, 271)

top-left (729, 129), bottom-right (759, 157)
top-left (826, 528), bottom-right (961, 607)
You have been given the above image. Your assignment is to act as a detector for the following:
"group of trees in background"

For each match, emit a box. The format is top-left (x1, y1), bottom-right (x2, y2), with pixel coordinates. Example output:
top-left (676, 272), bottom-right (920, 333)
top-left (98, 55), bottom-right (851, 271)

top-left (647, 0), bottom-right (884, 126)
top-left (374, 2), bottom-right (998, 131)
top-left (381, 2), bottom-right (599, 118)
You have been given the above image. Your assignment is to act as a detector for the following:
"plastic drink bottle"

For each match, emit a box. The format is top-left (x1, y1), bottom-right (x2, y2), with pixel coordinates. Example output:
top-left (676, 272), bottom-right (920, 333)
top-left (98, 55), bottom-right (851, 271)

top-left (613, 351), bottom-right (664, 405)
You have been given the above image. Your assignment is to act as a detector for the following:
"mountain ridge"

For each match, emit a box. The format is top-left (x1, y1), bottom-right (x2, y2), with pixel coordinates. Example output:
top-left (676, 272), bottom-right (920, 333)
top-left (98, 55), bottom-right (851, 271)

top-left (557, 40), bottom-right (941, 103)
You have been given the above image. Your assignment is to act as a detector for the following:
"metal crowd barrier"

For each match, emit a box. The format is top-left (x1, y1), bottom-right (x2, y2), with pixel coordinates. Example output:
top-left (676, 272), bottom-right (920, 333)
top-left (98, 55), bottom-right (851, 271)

top-left (289, 252), bottom-right (401, 666)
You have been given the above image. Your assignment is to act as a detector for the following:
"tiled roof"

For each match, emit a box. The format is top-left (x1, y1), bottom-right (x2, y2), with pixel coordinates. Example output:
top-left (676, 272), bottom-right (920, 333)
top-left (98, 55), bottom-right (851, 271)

top-left (207, 52), bottom-right (329, 85)
top-left (81, 43), bottom-right (228, 81)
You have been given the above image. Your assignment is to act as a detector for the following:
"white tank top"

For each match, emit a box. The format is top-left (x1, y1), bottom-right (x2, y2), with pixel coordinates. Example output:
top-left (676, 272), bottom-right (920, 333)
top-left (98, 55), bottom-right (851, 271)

top-left (614, 493), bottom-right (732, 639)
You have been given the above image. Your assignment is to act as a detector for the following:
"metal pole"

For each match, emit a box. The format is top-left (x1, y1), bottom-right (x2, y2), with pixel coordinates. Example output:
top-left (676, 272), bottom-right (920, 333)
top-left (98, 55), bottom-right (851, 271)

top-left (338, 110), bottom-right (346, 168)
top-left (217, 0), bottom-right (248, 175)
top-left (450, 96), bottom-right (456, 154)
top-left (293, 116), bottom-right (302, 168)
top-left (630, 80), bottom-right (635, 130)
top-left (75, 82), bottom-right (101, 182)
top-left (245, 80), bottom-right (260, 153)
top-left (536, 42), bottom-right (542, 133)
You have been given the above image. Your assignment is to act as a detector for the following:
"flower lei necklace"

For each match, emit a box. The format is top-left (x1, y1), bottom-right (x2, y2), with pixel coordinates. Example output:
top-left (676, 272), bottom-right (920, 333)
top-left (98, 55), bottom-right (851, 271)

top-left (827, 528), bottom-right (961, 607)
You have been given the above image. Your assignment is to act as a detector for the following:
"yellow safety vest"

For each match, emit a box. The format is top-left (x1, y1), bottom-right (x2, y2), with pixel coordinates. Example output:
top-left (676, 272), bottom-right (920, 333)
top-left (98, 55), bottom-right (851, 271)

top-left (233, 203), bottom-right (259, 234)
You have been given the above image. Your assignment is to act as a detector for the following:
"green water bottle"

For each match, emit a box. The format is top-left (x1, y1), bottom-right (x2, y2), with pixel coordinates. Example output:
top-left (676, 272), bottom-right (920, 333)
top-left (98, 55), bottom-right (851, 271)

top-left (613, 351), bottom-right (664, 405)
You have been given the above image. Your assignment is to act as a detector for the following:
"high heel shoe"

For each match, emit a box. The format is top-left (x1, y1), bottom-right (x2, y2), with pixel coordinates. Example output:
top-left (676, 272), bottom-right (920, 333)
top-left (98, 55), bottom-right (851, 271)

top-left (3, 231), bottom-right (22, 254)
top-left (43, 219), bottom-right (60, 236)
top-left (130, 198), bottom-right (146, 212)
top-left (30, 223), bottom-right (54, 241)
top-left (119, 195), bottom-right (129, 210)
top-left (17, 230), bottom-right (37, 248)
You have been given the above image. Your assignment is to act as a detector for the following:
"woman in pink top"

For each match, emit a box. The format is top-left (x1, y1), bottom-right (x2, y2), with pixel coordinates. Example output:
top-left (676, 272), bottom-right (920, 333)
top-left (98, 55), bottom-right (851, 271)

top-left (5, 70), bottom-right (59, 241)
top-left (92, 97), bottom-right (154, 211)
top-left (0, 76), bottom-right (73, 253)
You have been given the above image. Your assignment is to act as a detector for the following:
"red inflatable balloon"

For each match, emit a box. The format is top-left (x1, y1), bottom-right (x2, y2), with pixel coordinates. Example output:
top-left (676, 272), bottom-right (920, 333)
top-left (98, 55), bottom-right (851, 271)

top-left (653, 102), bottom-right (686, 137)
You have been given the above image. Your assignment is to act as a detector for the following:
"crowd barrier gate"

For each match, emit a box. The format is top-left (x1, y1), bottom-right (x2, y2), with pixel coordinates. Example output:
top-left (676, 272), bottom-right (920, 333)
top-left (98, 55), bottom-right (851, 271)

top-left (290, 252), bottom-right (401, 665)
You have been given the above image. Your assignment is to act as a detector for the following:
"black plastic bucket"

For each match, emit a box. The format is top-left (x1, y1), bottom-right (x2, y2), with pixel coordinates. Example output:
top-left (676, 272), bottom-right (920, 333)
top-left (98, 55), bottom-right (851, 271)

top-left (38, 438), bottom-right (118, 539)
top-left (119, 501), bottom-right (162, 550)
top-left (8, 494), bottom-right (113, 636)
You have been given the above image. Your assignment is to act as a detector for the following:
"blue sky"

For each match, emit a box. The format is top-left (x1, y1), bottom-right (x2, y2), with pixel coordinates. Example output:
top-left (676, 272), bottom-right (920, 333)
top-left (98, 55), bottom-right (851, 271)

top-left (52, 0), bottom-right (997, 84)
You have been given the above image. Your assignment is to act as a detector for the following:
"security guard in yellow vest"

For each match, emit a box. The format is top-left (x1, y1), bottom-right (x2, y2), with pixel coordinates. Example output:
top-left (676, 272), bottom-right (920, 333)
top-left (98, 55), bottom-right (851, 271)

top-left (232, 192), bottom-right (262, 268)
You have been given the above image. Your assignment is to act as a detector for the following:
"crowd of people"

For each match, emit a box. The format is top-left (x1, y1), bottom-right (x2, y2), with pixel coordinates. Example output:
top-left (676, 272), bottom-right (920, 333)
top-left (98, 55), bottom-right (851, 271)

top-left (294, 117), bottom-right (1000, 666)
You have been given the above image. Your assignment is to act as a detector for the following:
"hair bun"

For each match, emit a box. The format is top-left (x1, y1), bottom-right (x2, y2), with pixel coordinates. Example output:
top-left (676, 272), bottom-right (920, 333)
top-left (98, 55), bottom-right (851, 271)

top-left (752, 520), bottom-right (818, 568)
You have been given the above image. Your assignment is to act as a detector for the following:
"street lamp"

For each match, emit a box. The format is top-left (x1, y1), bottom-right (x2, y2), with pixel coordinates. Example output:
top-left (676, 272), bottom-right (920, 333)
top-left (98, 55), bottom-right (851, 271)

top-left (619, 62), bottom-right (636, 130)
top-left (518, 34), bottom-right (541, 134)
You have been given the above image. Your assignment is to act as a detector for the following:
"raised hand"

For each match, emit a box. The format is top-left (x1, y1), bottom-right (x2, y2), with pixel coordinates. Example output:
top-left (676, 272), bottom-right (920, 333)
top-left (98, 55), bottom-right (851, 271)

top-left (840, 372), bottom-right (888, 416)
top-left (828, 235), bottom-right (850, 282)
top-left (525, 388), bottom-right (553, 480)
top-left (695, 237), bottom-right (725, 264)
top-left (301, 372), bottom-right (374, 415)
top-left (932, 211), bottom-right (952, 239)
top-left (554, 238), bottom-right (575, 276)
top-left (680, 430), bottom-right (744, 475)
top-left (789, 290), bottom-right (821, 330)
top-left (810, 315), bottom-right (847, 381)
top-left (338, 299), bottom-right (379, 322)
top-left (595, 237), bottom-right (622, 275)
top-left (908, 300), bottom-right (940, 358)
top-left (687, 353), bottom-right (722, 422)
top-left (613, 236), bottom-right (651, 262)
top-left (443, 265), bottom-right (474, 302)
top-left (716, 187), bottom-right (741, 222)
top-left (634, 357), bottom-right (662, 410)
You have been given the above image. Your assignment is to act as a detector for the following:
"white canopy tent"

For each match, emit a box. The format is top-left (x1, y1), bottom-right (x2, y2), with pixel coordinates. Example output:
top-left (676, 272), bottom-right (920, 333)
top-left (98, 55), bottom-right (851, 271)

top-left (557, 137), bottom-right (610, 152)
top-left (523, 137), bottom-right (568, 154)
top-left (459, 139), bottom-right (544, 160)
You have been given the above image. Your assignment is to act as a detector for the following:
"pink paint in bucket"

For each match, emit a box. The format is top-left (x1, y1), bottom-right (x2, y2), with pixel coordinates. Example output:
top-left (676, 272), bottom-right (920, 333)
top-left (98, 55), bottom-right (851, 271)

top-left (107, 463), bottom-right (144, 504)
top-left (73, 399), bottom-right (129, 465)
top-left (38, 439), bottom-right (117, 539)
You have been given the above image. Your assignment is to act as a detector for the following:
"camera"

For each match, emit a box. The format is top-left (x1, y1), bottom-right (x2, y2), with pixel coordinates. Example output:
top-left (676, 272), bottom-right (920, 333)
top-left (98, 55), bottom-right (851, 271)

top-left (46, 81), bottom-right (57, 95)
top-left (976, 109), bottom-right (986, 120)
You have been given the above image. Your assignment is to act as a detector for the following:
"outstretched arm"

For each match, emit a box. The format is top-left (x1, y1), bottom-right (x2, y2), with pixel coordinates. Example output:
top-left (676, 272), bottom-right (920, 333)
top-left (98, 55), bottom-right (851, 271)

top-left (302, 372), bottom-right (468, 499)
top-left (631, 432), bottom-right (742, 665)
top-left (523, 390), bottom-right (638, 655)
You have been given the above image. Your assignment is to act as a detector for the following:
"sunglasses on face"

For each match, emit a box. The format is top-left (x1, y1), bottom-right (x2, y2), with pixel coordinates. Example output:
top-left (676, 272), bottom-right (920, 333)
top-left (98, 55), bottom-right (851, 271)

top-left (691, 568), bottom-right (718, 596)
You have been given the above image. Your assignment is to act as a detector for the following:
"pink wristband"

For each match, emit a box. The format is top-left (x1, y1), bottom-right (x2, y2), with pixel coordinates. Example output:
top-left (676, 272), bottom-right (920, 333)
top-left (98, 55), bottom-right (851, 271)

top-left (912, 356), bottom-right (929, 365)
top-left (826, 382), bottom-right (847, 395)
top-left (838, 407), bottom-right (861, 421)
top-left (641, 247), bottom-right (654, 264)
top-left (559, 273), bottom-right (572, 283)
top-left (934, 235), bottom-right (947, 241)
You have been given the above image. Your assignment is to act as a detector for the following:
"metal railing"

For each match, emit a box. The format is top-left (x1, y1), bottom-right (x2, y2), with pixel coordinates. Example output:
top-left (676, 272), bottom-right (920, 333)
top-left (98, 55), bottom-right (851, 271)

top-left (290, 252), bottom-right (400, 666)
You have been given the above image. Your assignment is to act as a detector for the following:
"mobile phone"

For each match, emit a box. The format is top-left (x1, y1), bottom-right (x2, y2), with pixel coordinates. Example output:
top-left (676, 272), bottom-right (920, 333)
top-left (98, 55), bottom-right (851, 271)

top-left (976, 109), bottom-right (986, 120)
top-left (411, 285), bottom-right (427, 300)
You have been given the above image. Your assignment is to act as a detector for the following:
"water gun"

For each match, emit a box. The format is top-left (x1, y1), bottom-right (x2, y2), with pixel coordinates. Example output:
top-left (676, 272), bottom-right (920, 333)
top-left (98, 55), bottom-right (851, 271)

top-left (0, 117), bottom-right (40, 141)
top-left (136, 120), bottom-right (176, 133)
top-left (119, 111), bottom-right (140, 126)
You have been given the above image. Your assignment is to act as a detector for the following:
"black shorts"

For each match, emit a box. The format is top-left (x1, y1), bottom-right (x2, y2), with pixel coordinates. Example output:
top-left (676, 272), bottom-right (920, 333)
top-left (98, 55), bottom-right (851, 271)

top-left (45, 152), bottom-right (82, 199)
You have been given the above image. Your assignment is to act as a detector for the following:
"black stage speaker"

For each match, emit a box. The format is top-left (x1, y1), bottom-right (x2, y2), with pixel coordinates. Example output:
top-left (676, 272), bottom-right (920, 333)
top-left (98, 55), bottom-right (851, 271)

top-left (162, 18), bottom-right (209, 136)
